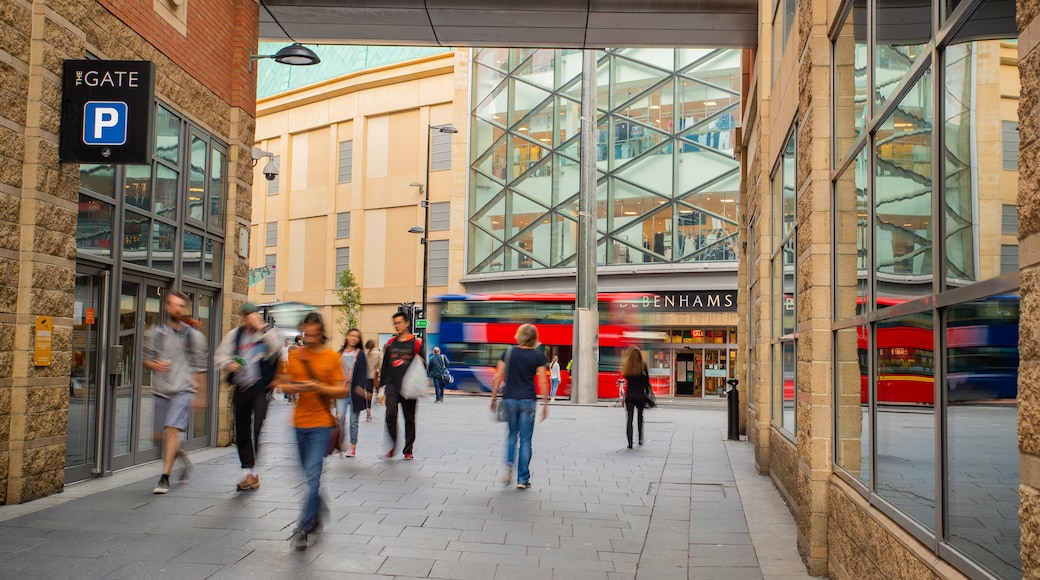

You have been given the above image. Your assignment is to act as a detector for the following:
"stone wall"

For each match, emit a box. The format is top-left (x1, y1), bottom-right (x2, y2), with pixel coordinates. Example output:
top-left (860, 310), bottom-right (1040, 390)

top-left (1019, 1), bottom-right (1040, 576)
top-left (0, 0), bottom-right (255, 504)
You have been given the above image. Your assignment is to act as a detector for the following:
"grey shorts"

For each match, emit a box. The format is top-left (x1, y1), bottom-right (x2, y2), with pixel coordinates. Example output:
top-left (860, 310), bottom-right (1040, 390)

top-left (154, 391), bottom-right (193, 432)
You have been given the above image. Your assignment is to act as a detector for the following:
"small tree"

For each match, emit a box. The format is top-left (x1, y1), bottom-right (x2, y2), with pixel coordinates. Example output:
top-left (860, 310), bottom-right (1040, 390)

top-left (334, 268), bottom-right (363, 335)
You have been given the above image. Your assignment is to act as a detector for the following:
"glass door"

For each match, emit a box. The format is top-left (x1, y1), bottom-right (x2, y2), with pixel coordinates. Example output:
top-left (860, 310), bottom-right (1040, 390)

top-left (109, 279), bottom-right (164, 471)
top-left (183, 288), bottom-right (217, 449)
top-left (66, 270), bottom-right (107, 482)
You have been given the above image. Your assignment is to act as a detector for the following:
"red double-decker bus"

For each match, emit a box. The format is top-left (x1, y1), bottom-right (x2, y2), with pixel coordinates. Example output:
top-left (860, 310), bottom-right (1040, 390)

top-left (436, 293), bottom-right (637, 399)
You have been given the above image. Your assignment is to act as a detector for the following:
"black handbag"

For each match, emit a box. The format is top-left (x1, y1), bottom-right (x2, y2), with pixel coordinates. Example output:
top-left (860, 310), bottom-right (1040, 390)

top-left (645, 374), bottom-right (657, 408)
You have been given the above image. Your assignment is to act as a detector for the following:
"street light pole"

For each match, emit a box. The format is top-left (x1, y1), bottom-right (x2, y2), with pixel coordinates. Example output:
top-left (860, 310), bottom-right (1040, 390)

top-left (414, 123), bottom-right (457, 357)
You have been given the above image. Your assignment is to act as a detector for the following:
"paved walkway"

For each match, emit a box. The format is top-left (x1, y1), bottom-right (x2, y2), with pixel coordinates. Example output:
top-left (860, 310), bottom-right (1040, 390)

top-left (0, 396), bottom-right (814, 579)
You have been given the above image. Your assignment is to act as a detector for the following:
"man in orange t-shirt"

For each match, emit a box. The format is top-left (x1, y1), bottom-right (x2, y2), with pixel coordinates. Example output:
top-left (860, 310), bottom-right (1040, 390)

top-left (275, 312), bottom-right (346, 551)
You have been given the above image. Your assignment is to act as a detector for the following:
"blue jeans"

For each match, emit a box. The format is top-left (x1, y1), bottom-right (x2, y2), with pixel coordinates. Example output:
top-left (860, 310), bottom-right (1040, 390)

top-left (294, 427), bottom-right (331, 534)
top-left (503, 398), bottom-right (537, 484)
top-left (550, 378), bottom-right (560, 399)
top-left (432, 378), bottom-right (445, 401)
top-left (335, 398), bottom-right (360, 445)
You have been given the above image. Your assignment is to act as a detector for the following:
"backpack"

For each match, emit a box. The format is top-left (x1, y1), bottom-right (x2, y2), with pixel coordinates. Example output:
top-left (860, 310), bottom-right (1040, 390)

top-left (229, 327), bottom-right (278, 387)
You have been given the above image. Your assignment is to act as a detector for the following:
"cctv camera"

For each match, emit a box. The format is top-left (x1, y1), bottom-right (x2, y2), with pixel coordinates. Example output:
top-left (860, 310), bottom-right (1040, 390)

top-left (262, 158), bottom-right (278, 181)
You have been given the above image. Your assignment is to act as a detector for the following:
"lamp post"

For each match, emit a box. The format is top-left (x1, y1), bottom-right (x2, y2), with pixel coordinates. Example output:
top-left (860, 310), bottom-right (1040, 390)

top-left (410, 123), bottom-right (457, 356)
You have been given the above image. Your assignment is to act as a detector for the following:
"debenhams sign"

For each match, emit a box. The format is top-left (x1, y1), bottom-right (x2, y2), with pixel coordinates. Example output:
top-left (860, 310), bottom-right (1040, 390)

top-left (618, 291), bottom-right (737, 312)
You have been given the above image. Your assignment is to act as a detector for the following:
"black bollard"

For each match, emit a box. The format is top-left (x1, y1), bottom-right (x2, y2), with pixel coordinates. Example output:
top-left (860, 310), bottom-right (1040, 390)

top-left (726, 379), bottom-right (740, 440)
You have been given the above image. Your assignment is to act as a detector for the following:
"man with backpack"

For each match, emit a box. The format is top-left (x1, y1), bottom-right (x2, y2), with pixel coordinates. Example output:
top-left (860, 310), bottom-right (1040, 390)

top-left (427, 346), bottom-right (450, 403)
top-left (215, 302), bottom-right (283, 491)
top-left (379, 310), bottom-right (423, 459)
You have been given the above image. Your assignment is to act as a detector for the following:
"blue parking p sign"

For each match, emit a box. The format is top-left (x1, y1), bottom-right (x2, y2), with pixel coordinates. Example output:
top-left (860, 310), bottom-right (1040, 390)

top-left (83, 102), bottom-right (128, 146)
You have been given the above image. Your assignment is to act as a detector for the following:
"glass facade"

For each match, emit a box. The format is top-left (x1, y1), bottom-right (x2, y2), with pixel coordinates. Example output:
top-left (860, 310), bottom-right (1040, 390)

top-left (831, 0), bottom-right (1019, 577)
top-left (469, 48), bottom-right (740, 273)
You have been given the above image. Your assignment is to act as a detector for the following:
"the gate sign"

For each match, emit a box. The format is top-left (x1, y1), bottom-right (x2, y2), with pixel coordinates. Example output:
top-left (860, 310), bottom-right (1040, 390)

top-left (60, 60), bottom-right (155, 164)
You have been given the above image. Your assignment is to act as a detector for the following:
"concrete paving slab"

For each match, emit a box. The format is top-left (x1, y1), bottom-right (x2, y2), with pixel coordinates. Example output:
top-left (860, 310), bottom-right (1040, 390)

top-left (0, 397), bottom-right (814, 579)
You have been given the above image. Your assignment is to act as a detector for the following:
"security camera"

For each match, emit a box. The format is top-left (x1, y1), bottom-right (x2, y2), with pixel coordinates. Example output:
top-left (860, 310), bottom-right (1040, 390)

top-left (262, 158), bottom-right (278, 181)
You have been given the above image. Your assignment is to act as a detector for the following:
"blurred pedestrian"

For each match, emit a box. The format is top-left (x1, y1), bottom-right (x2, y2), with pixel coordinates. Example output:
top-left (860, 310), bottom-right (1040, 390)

top-left (143, 290), bottom-right (208, 495)
top-left (548, 355), bottom-right (561, 401)
top-left (276, 312), bottom-right (347, 550)
top-left (336, 328), bottom-right (370, 458)
top-left (214, 302), bottom-right (282, 491)
top-left (621, 346), bottom-right (651, 448)
top-left (490, 323), bottom-right (549, 489)
top-left (364, 339), bottom-right (382, 421)
top-left (427, 346), bottom-right (449, 403)
top-left (379, 310), bottom-right (423, 459)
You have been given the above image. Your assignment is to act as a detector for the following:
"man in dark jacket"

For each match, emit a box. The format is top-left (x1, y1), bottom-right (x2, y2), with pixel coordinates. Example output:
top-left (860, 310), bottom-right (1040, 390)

top-left (380, 310), bottom-right (422, 459)
top-left (427, 347), bottom-right (449, 403)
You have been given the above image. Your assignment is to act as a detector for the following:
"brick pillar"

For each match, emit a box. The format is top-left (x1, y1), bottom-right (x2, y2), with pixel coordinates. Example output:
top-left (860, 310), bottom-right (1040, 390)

top-left (1017, 2), bottom-right (1040, 576)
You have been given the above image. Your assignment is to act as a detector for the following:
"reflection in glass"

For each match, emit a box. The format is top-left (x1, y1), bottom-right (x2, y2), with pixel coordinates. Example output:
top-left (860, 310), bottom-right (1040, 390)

top-left (183, 231), bottom-right (203, 279)
top-left (834, 149), bottom-right (869, 319)
top-left (206, 238), bottom-right (222, 282)
top-left (834, 0), bottom-right (868, 161)
top-left (125, 165), bottom-right (152, 212)
top-left (154, 164), bottom-right (178, 221)
top-left (123, 211), bottom-right (149, 267)
top-left (151, 222), bottom-right (175, 273)
top-left (115, 282), bottom-right (138, 456)
top-left (876, 310), bottom-right (935, 531)
top-left (189, 135), bottom-right (206, 222)
top-left (782, 239), bottom-right (796, 336)
top-left (67, 273), bottom-right (101, 468)
top-left (209, 148), bottom-right (226, 230)
top-left (835, 325), bottom-right (869, 485)
top-left (155, 105), bottom-right (180, 165)
top-left (782, 138), bottom-right (796, 239)
top-left (781, 340), bottom-right (795, 431)
top-left (80, 164), bottom-right (115, 198)
top-left (137, 285), bottom-right (163, 454)
top-left (944, 39), bottom-right (1019, 287)
top-left (874, 0), bottom-right (930, 107)
top-left (945, 295), bottom-right (1020, 577)
top-left (76, 195), bottom-right (114, 259)
top-left (876, 68), bottom-right (932, 304)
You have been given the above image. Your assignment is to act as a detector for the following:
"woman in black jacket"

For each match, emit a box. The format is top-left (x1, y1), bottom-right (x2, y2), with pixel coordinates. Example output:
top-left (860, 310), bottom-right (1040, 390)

top-left (621, 347), bottom-right (651, 449)
top-left (337, 328), bottom-right (370, 457)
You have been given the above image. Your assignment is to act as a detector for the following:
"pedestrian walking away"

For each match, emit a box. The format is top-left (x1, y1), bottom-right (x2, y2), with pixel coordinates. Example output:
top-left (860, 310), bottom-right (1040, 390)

top-left (364, 339), bottom-right (382, 421)
top-left (427, 346), bottom-right (450, 402)
top-left (336, 328), bottom-right (371, 458)
top-left (214, 301), bottom-right (283, 491)
top-left (379, 310), bottom-right (423, 460)
top-left (549, 355), bottom-right (561, 401)
top-left (275, 312), bottom-right (347, 551)
top-left (142, 290), bottom-right (208, 495)
top-left (621, 346), bottom-right (651, 449)
top-left (490, 323), bottom-right (549, 489)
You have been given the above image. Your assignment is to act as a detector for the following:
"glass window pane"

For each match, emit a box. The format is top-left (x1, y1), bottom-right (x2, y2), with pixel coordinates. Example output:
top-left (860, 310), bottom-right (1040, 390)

top-left (206, 238), bottom-right (222, 283)
top-left (835, 148), bottom-right (870, 320)
top-left (155, 105), bottom-right (180, 166)
top-left (945, 295), bottom-right (1020, 578)
top-left (835, 325), bottom-right (869, 485)
top-left (151, 221), bottom-right (175, 273)
top-left (944, 38), bottom-right (1019, 288)
top-left (782, 239), bottom-right (796, 335)
top-left (782, 137), bottom-right (796, 238)
top-left (875, 68), bottom-right (933, 305)
top-left (209, 148), bottom-right (226, 231)
top-left (874, 0), bottom-right (931, 107)
top-left (76, 195), bottom-right (114, 259)
top-left (834, 1), bottom-right (868, 161)
top-left (189, 135), bottom-right (206, 222)
top-left (125, 165), bottom-right (152, 212)
top-left (80, 164), bottom-right (115, 198)
top-left (183, 231), bottom-right (202, 279)
top-left (510, 78), bottom-right (552, 129)
top-left (123, 211), bottom-right (149, 267)
top-left (876, 310), bottom-right (935, 531)
top-left (154, 164), bottom-right (177, 221)
top-left (782, 340), bottom-right (796, 432)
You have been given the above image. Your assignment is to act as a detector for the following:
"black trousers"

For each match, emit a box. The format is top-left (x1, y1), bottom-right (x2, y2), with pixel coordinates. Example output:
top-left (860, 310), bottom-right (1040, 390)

top-left (233, 384), bottom-right (269, 468)
top-left (384, 390), bottom-right (417, 454)
top-left (625, 398), bottom-right (645, 445)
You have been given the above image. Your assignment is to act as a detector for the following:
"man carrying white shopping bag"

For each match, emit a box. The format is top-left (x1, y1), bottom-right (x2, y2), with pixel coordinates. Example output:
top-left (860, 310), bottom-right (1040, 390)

top-left (379, 310), bottom-right (426, 460)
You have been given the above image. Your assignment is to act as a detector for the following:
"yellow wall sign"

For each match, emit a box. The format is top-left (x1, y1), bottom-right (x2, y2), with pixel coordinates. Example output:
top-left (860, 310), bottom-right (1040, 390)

top-left (35, 316), bottom-right (52, 366)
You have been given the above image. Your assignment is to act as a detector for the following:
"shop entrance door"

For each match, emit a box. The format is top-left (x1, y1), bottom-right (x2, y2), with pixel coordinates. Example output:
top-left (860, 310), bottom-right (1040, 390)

top-left (108, 278), bottom-right (165, 471)
top-left (675, 350), bottom-right (703, 396)
top-left (65, 270), bottom-right (108, 482)
top-left (182, 288), bottom-right (217, 450)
